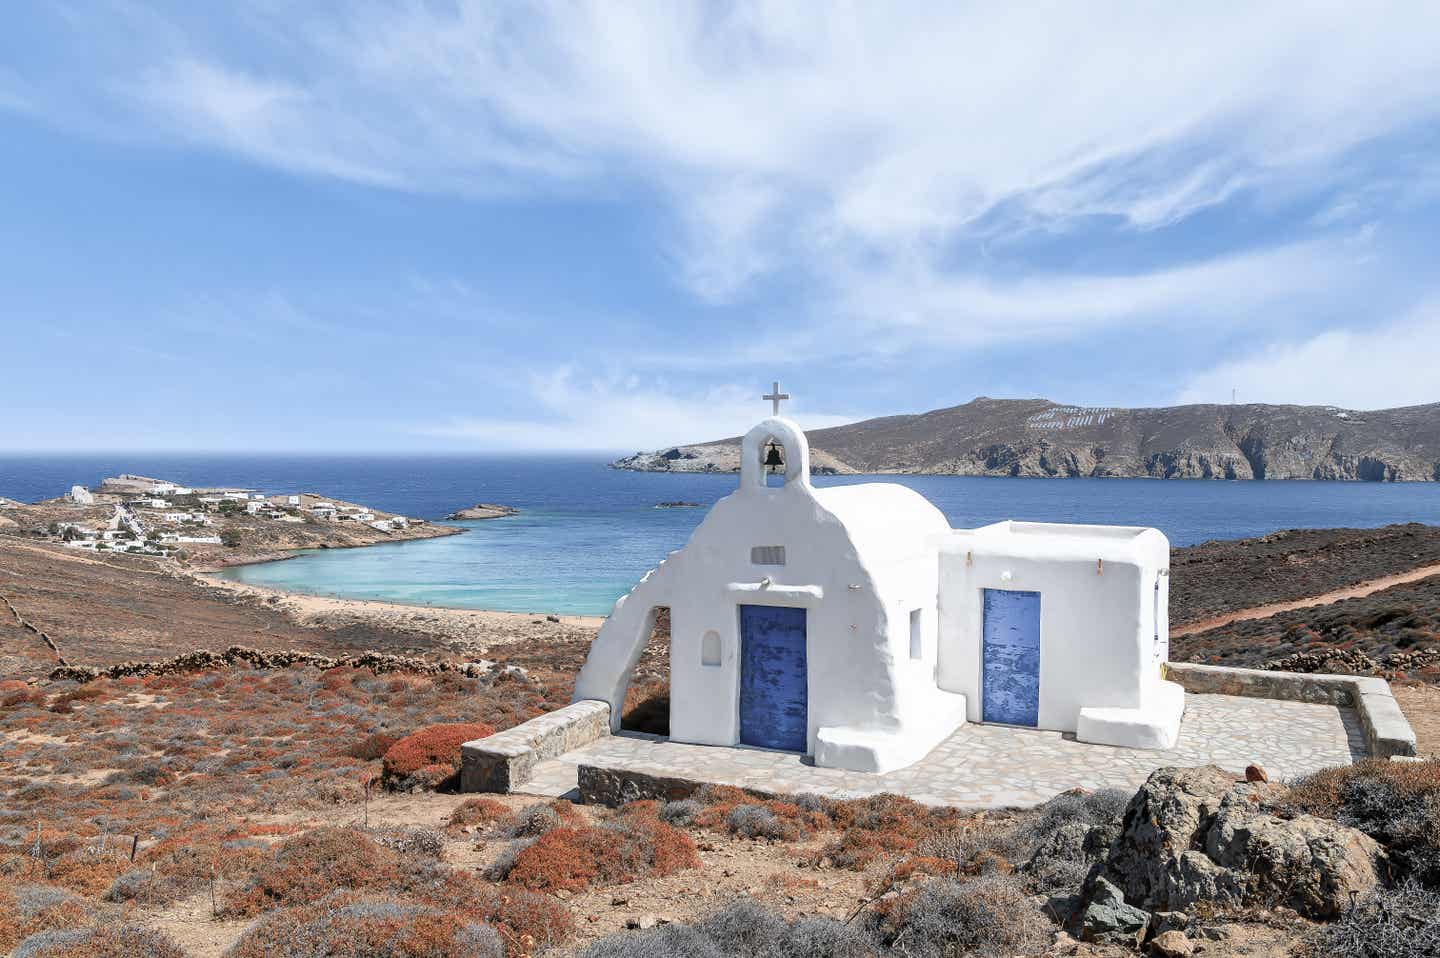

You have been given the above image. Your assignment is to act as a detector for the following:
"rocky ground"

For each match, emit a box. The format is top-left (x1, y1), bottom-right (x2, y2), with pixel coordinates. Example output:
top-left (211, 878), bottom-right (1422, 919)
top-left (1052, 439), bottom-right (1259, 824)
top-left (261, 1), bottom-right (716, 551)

top-left (2, 657), bottom-right (1435, 957)
top-left (2, 523), bottom-right (1439, 955)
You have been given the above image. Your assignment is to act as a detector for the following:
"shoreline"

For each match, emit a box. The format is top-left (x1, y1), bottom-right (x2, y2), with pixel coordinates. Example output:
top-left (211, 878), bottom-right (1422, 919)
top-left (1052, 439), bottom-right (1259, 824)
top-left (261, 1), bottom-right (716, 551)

top-left (188, 523), bottom-right (466, 572)
top-left (193, 570), bottom-right (607, 638)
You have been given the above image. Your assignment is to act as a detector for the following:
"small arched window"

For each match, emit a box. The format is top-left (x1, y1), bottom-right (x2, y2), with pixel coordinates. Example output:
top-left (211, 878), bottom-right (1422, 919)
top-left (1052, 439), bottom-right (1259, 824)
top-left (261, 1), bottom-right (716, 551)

top-left (701, 630), bottom-right (722, 667)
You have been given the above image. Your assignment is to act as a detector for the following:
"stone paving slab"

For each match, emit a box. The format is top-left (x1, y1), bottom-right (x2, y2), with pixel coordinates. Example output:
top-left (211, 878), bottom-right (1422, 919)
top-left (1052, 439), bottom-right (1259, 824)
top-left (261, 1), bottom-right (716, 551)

top-left (522, 693), bottom-right (1366, 808)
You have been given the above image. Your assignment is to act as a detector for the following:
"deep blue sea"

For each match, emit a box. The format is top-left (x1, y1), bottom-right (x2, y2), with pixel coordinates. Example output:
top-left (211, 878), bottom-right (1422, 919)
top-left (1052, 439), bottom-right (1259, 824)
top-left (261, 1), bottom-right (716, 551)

top-left (4, 454), bottom-right (1439, 615)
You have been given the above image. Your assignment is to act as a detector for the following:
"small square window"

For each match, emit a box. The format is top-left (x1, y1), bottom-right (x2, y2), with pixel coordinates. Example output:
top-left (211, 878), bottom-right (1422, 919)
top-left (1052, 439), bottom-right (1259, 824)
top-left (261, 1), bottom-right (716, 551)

top-left (751, 545), bottom-right (786, 565)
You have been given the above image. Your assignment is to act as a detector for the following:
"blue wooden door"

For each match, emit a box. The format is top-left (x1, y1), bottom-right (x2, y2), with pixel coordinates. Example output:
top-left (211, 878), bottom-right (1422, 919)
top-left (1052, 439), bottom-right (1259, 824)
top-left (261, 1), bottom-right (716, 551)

top-left (739, 604), bottom-right (808, 752)
top-left (981, 589), bottom-right (1040, 726)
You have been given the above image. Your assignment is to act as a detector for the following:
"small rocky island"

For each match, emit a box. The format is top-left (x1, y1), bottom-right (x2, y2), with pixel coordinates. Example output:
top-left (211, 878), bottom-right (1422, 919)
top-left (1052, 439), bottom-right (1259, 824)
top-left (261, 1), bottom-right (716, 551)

top-left (654, 501), bottom-right (702, 508)
top-left (445, 503), bottom-right (519, 520)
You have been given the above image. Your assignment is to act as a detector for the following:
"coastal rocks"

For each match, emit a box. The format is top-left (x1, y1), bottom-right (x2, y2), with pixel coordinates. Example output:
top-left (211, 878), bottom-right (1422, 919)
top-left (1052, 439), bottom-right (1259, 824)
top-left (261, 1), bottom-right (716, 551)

top-left (612, 444), bottom-right (854, 475)
top-left (445, 503), bottom-right (518, 520)
top-left (611, 397), bottom-right (1440, 480)
top-left (1101, 765), bottom-right (1383, 920)
top-left (48, 646), bottom-right (505, 685)
top-left (1080, 876), bottom-right (1149, 946)
top-left (654, 501), bottom-right (701, 509)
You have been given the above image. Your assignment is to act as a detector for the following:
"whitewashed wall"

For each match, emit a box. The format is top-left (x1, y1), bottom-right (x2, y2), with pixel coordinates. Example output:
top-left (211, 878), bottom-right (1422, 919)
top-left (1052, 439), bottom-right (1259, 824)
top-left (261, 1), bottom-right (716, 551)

top-left (936, 521), bottom-right (1181, 747)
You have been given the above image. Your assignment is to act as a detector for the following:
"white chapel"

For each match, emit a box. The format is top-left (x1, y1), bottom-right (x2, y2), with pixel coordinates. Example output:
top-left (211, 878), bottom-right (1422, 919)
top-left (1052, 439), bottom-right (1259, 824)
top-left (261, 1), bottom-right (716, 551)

top-left (573, 387), bottom-right (1183, 774)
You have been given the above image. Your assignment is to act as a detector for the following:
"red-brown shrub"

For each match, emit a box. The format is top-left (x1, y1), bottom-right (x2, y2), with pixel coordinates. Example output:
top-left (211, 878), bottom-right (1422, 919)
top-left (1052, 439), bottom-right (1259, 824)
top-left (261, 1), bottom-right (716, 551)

top-left (501, 814), bottom-right (699, 893)
top-left (348, 731), bottom-right (401, 761)
top-left (10, 924), bottom-right (186, 958)
top-left (381, 723), bottom-right (494, 788)
top-left (224, 895), bottom-right (504, 958)
top-left (223, 827), bottom-right (400, 917)
top-left (468, 885), bottom-right (576, 956)
top-left (445, 798), bottom-right (509, 834)
top-left (46, 846), bottom-right (131, 896)
top-left (0, 883), bottom-right (91, 953)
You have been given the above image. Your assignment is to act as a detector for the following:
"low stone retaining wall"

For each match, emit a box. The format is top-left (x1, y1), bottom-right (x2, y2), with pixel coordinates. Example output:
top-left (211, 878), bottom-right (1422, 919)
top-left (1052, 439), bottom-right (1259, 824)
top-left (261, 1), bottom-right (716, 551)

top-left (1163, 662), bottom-right (1417, 759)
top-left (461, 699), bottom-right (611, 793)
top-left (577, 765), bottom-right (716, 808)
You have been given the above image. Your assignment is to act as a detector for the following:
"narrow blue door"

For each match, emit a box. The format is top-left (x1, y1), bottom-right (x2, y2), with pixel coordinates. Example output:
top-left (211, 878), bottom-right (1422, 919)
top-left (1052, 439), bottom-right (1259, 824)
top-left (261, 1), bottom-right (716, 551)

top-left (739, 605), bottom-right (808, 752)
top-left (981, 589), bottom-right (1040, 726)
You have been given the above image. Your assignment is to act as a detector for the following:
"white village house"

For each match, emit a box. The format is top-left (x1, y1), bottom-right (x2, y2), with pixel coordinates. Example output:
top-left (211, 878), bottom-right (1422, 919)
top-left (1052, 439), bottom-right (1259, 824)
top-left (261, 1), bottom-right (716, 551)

top-left (573, 387), bottom-right (1182, 774)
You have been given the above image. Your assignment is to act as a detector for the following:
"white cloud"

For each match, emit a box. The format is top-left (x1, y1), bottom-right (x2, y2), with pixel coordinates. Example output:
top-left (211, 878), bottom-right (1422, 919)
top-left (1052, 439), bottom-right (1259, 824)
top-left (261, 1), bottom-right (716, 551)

top-left (92, 3), bottom-right (1440, 308)
top-left (423, 367), bottom-right (858, 450)
top-left (1175, 301), bottom-right (1440, 410)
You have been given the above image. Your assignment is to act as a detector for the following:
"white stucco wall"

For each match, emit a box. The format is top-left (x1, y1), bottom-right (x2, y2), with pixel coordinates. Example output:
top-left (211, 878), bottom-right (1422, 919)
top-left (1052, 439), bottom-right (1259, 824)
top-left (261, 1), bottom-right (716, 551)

top-left (573, 417), bottom-right (967, 773)
top-left (936, 521), bottom-right (1182, 748)
top-left (573, 418), bottom-right (1182, 772)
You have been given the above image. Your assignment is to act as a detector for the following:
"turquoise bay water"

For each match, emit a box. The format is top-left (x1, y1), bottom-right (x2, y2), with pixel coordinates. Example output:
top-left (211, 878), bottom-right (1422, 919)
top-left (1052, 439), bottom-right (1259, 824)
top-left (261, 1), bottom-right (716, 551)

top-left (4, 454), bottom-right (1438, 615)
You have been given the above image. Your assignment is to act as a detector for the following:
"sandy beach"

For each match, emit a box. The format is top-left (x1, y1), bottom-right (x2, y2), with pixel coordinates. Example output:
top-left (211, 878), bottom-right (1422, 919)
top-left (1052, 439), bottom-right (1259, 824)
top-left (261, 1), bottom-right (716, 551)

top-left (193, 570), bottom-right (606, 648)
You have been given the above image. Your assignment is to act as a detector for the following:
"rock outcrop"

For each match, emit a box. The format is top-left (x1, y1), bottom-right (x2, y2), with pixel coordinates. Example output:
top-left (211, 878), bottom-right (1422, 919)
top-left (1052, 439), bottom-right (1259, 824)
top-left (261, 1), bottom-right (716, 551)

top-left (614, 397), bottom-right (1440, 480)
top-left (1101, 766), bottom-right (1385, 920)
top-left (445, 503), bottom-right (518, 520)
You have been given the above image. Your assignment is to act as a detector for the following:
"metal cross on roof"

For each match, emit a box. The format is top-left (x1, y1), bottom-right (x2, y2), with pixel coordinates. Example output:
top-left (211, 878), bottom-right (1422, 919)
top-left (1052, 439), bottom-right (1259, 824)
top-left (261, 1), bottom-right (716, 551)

top-left (763, 380), bottom-right (790, 416)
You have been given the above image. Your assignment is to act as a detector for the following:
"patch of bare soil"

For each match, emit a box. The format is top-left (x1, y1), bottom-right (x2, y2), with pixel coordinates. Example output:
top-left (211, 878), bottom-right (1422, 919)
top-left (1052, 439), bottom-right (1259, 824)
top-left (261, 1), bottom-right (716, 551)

top-left (0, 538), bottom-right (601, 680)
top-left (1396, 684), bottom-right (1440, 757)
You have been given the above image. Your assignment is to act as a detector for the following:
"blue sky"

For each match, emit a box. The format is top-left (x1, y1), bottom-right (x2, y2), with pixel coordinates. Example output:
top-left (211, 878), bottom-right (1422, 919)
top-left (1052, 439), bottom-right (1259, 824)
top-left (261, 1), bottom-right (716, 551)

top-left (3, 3), bottom-right (1439, 452)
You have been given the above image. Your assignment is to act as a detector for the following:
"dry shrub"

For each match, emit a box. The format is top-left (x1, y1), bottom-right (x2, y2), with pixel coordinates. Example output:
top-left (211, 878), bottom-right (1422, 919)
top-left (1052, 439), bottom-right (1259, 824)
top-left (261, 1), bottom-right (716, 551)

top-left (381, 723), bottom-right (495, 789)
top-left (45, 845), bottom-right (131, 896)
top-left (369, 827), bottom-right (446, 860)
top-left (869, 875), bottom-right (1047, 958)
top-left (884, 856), bottom-right (958, 886)
top-left (691, 793), bottom-right (824, 841)
top-left (11, 924), bottom-right (185, 958)
top-left (121, 829), bottom-right (273, 906)
top-left (445, 798), bottom-right (509, 834)
top-left (581, 898), bottom-right (876, 958)
top-left (498, 809), bottom-right (699, 893)
top-left (223, 827), bottom-right (400, 917)
top-left (1301, 881), bottom-right (1440, 958)
top-left (499, 800), bottom-right (581, 838)
top-left (1285, 758), bottom-right (1440, 884)
top-left (224, 896), bottom-right (504, 958)
top-left (348, 731), bottom-right (402, 761)
top-left (0, 885), bottom-right (91, 954)
top-left (811, 828), bottom-right (914, 871)
top-left (466, 885), bottom-right (575, 956)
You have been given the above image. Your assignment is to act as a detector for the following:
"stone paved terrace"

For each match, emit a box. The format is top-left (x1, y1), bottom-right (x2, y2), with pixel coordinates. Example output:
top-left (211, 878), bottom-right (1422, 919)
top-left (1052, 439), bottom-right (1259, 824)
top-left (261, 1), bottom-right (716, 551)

top-left (523, 693), bottom-right (1367, 808)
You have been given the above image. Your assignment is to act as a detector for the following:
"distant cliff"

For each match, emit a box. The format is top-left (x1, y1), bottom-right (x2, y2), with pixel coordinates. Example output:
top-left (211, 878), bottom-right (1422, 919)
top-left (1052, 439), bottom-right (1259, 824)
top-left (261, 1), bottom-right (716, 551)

top-left (612, 398), bottom-right (1440, 481)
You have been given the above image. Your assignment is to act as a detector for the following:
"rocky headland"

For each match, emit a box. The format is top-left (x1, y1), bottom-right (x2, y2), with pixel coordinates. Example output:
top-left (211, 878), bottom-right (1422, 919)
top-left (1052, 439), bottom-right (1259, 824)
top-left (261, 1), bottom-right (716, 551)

top-left (446, 503), bottom-right (519, 520)
top-left (614, 396), bottom-right (1440, 480)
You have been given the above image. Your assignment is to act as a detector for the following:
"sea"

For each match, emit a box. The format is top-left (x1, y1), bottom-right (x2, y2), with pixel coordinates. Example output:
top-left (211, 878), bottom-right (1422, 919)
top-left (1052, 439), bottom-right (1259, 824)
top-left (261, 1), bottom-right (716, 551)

top-left (4, 454), bottom-right (1439, 615)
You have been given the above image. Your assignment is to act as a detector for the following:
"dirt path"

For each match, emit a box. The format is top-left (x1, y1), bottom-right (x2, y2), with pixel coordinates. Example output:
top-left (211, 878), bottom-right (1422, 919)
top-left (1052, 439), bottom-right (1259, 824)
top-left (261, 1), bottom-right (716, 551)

top-left (1173, 562), bottom-right (1440, 637)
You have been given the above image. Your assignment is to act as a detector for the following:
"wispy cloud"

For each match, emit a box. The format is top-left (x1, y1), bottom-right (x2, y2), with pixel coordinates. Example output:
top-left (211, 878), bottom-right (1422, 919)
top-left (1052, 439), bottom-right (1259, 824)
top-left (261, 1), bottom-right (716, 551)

top-left (1175, 299), bottom-right (1440, 410)
top-left (62, 3), bottom-right (1440, 307)
top-left (422, 366), bottom-right (859, 451)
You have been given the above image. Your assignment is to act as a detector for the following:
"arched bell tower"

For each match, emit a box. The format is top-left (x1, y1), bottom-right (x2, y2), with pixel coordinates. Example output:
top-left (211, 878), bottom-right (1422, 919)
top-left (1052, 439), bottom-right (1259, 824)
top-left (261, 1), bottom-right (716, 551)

top-left (739, 381), bottom-right (811, 491)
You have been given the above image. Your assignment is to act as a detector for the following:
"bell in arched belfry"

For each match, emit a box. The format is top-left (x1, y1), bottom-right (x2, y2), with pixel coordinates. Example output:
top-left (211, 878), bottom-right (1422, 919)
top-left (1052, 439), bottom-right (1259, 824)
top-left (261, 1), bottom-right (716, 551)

top-left (763, 440), bottom-right (785, 469)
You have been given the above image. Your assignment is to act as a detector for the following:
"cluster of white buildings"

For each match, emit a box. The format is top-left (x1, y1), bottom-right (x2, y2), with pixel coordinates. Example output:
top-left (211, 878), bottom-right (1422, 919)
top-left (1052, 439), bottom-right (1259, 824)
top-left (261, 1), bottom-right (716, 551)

top-left (50, 476), bottom-right (425, 553)
top-left (288, 494), bottom-right (421, 532)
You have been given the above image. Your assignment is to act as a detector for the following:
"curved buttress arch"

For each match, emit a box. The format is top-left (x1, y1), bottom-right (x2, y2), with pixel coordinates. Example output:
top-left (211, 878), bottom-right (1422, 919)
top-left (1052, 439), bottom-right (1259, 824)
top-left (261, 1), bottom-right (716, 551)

top-left (571, 559), bottom-right (675, 731)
